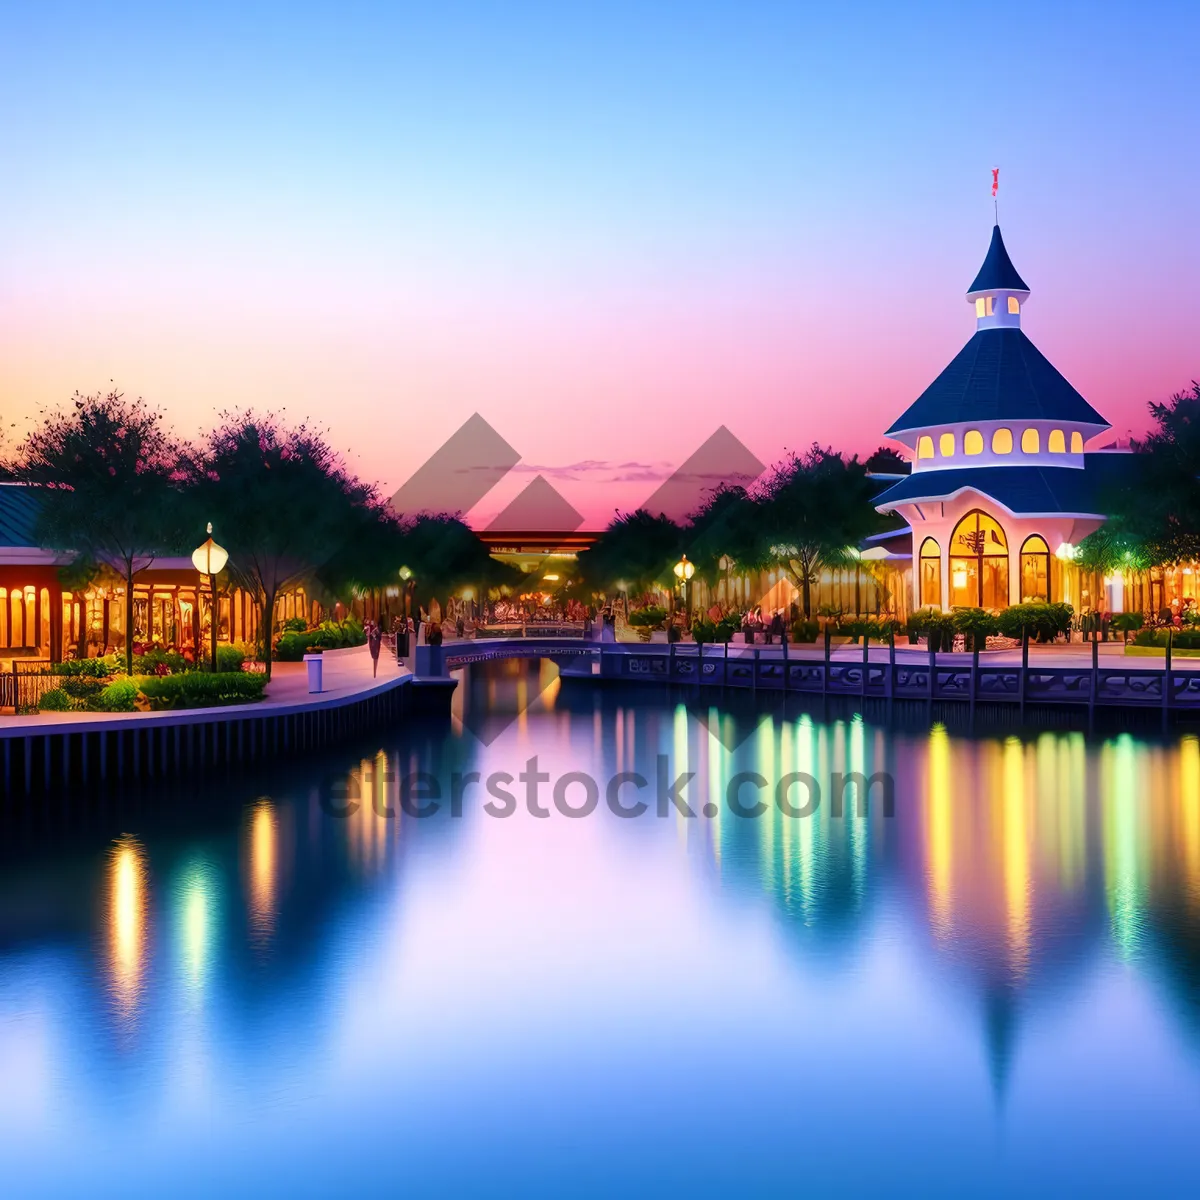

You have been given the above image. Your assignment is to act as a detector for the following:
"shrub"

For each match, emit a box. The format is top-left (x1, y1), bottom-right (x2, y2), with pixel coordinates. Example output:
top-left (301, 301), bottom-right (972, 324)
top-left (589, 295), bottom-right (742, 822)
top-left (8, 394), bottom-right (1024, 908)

top-left (953, 607), bottom-right (1000, 651)
top-left (275, 618), bottom-right (365, 661)
top-left (131, 648), bottom-right (190, 675)
top-left (281, 616), bottom-right (308, 632)
top-left (99, 679), bottom-right (138, 712)
top-left (216, 643), bottom-right (247, 672)
top-left (1132, 629), bottom-right (1200, 651)
top-left (1110, 612), bottom-right (1145, 637)
top-left (52, 656), bottom-right (120, 677)
top-left (627, 606), bottom-right (667, 628)
top-left (995, 602), bottom-right (1073, 643)
top-left (59, 677), bottom-right (108, 709)
top-left (38, 688), bottom-right (72, 712)
top-left (906, 608), bottom-right (941, 638)
top-left (691, 616), bottom-right (735, 644)
top-left (791, 618), bottom-right (819, 643)
top-left (135, 671), bottom-right (268, 710)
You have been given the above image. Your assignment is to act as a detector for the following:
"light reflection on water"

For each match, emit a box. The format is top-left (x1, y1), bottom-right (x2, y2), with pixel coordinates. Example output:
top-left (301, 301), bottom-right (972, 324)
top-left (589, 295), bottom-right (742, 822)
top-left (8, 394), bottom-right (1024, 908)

top-left (2, 659), bottom-right (1200, 1196)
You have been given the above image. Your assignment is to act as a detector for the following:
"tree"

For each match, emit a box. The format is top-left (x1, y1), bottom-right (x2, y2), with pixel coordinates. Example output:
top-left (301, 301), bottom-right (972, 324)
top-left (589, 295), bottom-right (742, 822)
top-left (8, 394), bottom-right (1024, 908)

top-left (19, 391), bottom-right (185, 674)
top-left (682, 484), bottom-right (754, 601)
top-left (865, 445), bottom-right (911, 475)
top-left (742, 444), bottom-right (885, 617)
top-left (392, 513), bottom-right (516, 616)
top-left (315, 500), bottom-right (410, 619)
top-left (188, 413), bottom-right (375, 679)
top-left (577, 510), bottom-right (682, 600)
top-left (1079, 382), bottom-right (1200, 572)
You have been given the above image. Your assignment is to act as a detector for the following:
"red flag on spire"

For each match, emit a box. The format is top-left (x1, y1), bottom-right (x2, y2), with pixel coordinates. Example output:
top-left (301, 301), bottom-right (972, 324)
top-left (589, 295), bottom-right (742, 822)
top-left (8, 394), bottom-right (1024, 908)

top-left (991, 168), bottom-right (999, 198)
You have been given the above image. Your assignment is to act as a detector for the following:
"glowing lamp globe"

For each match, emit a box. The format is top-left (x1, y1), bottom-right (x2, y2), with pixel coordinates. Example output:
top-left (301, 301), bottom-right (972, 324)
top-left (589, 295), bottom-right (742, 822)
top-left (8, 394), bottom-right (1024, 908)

top-left (673, 555), bottom-right (695, 582)
top-left (192, 523), bottom-right (229, 577)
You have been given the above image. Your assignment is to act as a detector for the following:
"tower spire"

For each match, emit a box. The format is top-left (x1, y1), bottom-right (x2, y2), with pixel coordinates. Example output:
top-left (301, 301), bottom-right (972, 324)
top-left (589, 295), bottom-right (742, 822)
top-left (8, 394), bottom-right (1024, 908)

top-left (966, 224), bottom-right (1029, 330)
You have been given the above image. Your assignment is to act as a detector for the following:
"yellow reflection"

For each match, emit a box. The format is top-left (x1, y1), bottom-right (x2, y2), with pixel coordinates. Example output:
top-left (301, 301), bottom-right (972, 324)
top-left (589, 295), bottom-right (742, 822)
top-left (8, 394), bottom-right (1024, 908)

top-left (248, 798), bottom-right (278, 944)
top-left (926, 724), bottom-right (952, 937)
top-left (707, 707), bottom-right (724, 870)
top-left (1180, 736), bottom-right (1200, 908)
top-left (674, 704), bottom-right (689, 848)
top-left (1001, 737), bottom-right (1030, 975)
top-left (1102, 735), bottom-right (1143, 958)
top-left (795, 715), bottom-right (816, 920)
top-left (108, 836), bottom-right (148, 1022)
top-left (178, 860), bottom-right (218, 991)
top-left (849, 715), bottom-right (866, 900)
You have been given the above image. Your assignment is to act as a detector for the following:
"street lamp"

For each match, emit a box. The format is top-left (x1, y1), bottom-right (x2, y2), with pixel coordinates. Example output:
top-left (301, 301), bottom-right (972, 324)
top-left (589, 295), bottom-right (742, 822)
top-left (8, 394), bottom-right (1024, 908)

top-left (192, 523), bottom-right (229, 672)
top-left (673, 554), bottom-right (695, 617)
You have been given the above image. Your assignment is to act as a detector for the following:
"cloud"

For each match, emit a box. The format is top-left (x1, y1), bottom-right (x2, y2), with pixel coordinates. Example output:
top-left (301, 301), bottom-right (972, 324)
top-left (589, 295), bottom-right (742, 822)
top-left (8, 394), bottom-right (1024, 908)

top-left (509, 458), bottom-right (671, 483)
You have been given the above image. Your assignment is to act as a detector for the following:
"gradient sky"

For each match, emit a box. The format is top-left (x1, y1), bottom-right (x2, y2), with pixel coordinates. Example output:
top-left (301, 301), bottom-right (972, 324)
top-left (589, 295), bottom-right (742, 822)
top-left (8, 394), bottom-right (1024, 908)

top-left (1, 1), bottom-right (1197, 526)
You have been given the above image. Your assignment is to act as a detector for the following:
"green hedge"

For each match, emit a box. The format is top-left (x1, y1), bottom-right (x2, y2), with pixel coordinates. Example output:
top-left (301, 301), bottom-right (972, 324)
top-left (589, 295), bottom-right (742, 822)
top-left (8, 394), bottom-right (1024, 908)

top-left (99, 679), bottom-right (138, 712)
top-left (1133, 629), bottom-right (1200, 650)
top-left (276, 618), bottom-right (366, 661)
top-left (691, 615), bottom-right (738, 644)
top-left (136, 672), bottom-right (267, 710)
top-left (51, 656), bottom-right (120, 677)
top-left (627, 606), bottom-right (667, 628)
top-left (791, 619), bottom-right (820, 643)
top-left (995, 602), bottom-right (1073, 642)
top-left (37, 672), bottom-right (264, 712)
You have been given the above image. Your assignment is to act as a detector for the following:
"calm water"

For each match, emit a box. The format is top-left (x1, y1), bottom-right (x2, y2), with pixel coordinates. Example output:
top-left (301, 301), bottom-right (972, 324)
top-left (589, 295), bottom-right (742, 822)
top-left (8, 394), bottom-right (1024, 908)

top-left (2, 661), bottom-right (1200, 1197)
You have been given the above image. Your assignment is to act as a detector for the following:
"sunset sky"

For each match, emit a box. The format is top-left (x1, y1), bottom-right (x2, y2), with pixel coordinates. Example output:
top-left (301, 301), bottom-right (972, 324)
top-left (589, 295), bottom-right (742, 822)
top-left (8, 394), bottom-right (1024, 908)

top-left (1, 2), bottom-right (1196, 526)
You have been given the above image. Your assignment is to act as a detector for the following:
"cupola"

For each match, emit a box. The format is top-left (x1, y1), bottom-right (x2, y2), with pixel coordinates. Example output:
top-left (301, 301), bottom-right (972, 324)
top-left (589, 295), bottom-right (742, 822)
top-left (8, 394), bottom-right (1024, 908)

top-left (966, 225), bottom-right (1030, 331)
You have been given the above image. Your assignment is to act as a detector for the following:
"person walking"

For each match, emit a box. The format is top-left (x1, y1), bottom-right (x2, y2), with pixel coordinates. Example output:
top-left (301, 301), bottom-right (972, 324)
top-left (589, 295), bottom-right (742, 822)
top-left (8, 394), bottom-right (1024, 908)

top-left (367, 619), bottom-right (383, 678)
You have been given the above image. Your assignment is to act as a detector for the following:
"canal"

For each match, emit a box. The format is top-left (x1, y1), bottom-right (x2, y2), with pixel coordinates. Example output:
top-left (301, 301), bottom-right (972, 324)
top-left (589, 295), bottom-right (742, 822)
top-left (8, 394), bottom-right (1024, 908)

top-left (1, 659), bottom-right (1199, 1195)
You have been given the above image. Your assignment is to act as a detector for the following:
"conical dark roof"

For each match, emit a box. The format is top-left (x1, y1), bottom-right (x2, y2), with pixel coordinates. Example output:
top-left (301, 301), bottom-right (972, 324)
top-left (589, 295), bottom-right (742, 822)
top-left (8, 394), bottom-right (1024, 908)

top-left (968, 225), bottom-right (1028, 294)
top-left (886, 328), bottom-right (1109, 434)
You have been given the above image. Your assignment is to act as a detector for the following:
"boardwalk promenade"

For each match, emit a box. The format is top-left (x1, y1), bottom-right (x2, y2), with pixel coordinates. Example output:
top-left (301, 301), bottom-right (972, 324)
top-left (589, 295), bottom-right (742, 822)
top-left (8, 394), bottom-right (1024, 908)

top-left (0, 648), bottom-right (418, 795)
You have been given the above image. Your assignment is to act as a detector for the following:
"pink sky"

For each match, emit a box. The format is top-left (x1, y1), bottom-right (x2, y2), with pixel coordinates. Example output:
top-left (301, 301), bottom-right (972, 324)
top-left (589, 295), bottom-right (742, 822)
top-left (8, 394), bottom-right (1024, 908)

top-left (2, 6), bottom-right (1196, 528)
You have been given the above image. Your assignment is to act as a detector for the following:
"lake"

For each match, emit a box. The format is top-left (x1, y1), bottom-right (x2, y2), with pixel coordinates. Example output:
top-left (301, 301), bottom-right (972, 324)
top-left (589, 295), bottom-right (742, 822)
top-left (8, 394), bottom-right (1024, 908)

top-left (1, 659), bottom-right (1199, 1196)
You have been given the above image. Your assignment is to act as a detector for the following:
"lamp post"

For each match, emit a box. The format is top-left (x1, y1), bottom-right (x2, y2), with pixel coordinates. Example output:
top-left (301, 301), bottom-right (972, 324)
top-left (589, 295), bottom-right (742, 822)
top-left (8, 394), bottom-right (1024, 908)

top-left (192, 523), bottom-right (229, 672)
top-left (673, 554), bottom-right (695, 620)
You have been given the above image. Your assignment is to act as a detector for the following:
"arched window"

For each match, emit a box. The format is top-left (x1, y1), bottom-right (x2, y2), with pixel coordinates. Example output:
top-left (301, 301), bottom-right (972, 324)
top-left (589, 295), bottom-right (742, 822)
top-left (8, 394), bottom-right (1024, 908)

top-left (917, 435), bottom-right (934, 459)
top-left (974, 296), bottom-right (994, 317)
top-left (939, 432), bottom-right (955, 457)
top-left (964, 430), bottom-right (984, 455)
top-left (950, 510), bottom-right (1009, 609)
top-left (920, 538), bottom-right (942, 607)
top-left (1007, 296), bottom-right (1020, 314)
top-left (992, 428), bottom-right (1013, 454)
top-left (1020, 535), bottom-right (1050, 601)
top-left (1071, 431), bottom-right (1084, 453)
top-left (1021, 428), bottom-right (1040, 454)
top-left (1048, 429), bottom-right (1065, 453)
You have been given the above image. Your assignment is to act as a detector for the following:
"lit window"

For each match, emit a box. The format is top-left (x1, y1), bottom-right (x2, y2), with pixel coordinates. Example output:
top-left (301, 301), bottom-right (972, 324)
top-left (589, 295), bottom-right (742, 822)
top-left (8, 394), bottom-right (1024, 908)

top-left (1021, 428), bottom-right (1040, 453)
top-left (917, 435), bottom-right (934, 459)
top-left (964, 430), bottom-right (984, 455)
top-left (919, 538), bottom-right (941, 608)
top-left (939, 432), bottom-right (955, 457)
top-left (975, 298), bottom-right (986, 318)
top-left (1020, 535), bottom-right (1051, 602)
top-left (1071, 431), bottom-right (1084, 453)
top-left (1048, 429), bottom-right (1065, 453)
top-left (992, 428), bottom-right (1013, 454)
top-left (1008, 296), bottom-right (1020, 314)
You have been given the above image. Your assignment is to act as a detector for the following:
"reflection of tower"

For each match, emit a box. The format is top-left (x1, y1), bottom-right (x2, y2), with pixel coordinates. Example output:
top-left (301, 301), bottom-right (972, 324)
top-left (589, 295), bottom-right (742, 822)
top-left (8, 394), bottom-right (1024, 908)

top-left (983, 986), bottom-right (1019, 1104)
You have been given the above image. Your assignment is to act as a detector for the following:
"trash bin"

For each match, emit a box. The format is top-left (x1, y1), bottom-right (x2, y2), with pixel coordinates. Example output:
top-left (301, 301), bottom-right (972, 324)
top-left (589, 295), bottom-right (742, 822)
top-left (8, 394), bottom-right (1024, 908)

top-left (303, 653), bottom-right (324, 693)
